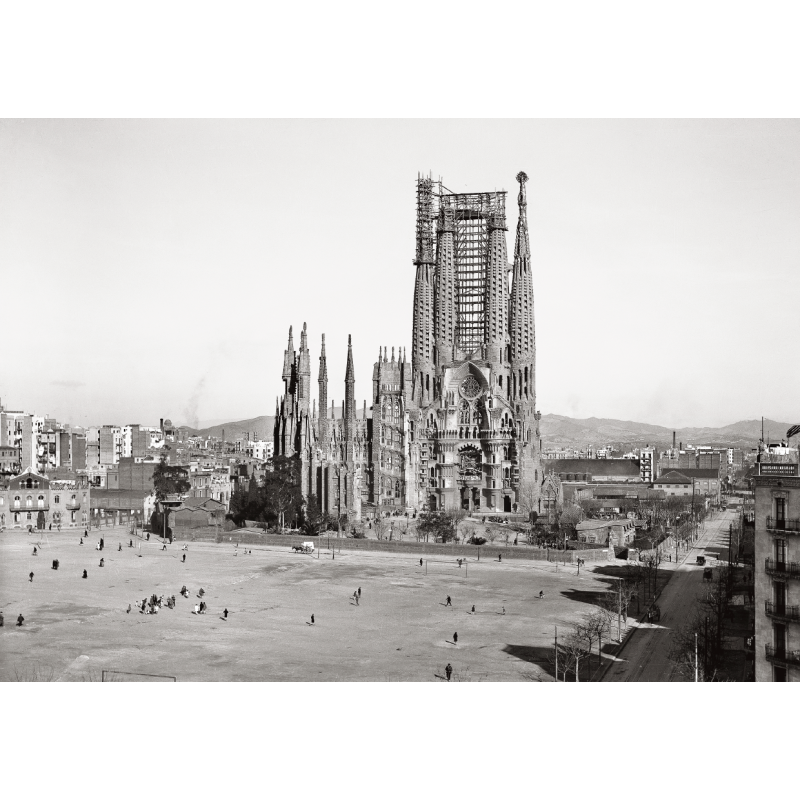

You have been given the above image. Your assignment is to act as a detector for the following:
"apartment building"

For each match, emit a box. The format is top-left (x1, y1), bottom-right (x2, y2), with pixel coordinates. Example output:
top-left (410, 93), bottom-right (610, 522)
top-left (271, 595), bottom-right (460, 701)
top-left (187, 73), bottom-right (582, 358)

top-left (753, 461), bottom-right (800, 681)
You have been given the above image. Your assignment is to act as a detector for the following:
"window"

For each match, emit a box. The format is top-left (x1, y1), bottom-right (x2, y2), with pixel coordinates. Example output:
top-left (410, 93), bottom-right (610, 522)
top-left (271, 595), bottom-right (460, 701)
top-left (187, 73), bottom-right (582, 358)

top-left (54, 495), bottom-right (60, 504)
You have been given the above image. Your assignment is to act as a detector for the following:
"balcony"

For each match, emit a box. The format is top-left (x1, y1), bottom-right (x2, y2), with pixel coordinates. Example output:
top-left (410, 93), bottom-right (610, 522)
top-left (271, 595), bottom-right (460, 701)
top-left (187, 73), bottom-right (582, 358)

top-left (765, 602), bottom-right (800, 622)
top-left (66, 502), bottom-right (80, 510)
top-left (766, 516), bottom-right (800, 534)
top-left (765, 644), bottom-right (800, 666)
top-left (765, 559), bottom-right (800, 580)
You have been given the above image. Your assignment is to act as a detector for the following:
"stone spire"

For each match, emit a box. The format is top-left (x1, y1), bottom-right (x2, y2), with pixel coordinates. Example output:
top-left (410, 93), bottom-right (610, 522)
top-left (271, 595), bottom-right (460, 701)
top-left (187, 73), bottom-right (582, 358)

top-left (412, 175), bottom-right (436, 404)
top-left (509, 170), bottom-right (535, 403)
top-left (485, 196), bottom-right (509, 365)
top-left (434, 205), bottom-right (456, 366)
top-left (281, 325), bottom-right (295, 393)
top-left (297, 322), bottom-right (311, 414)
top-left (318, 333), bottom-right (328, 445)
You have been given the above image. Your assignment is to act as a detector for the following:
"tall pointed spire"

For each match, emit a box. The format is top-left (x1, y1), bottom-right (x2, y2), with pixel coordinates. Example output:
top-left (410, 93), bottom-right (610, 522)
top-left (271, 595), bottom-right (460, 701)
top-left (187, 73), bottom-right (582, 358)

top-left (510, 170), bottom-right (535, 403)
top-left (484, 192), bottom-right (508, 365)
top-left (281, 324), bottom-right (296, 388)
top-left (346, 334), bottom-right (355, 382)
top-left (434, 204), bottom-right (456, 365)
top-left (318, 333), bottom-right (329, 445)
top-left (297, 321), bottom-right (311, 413)
top-left (412, 175), bottom-right (436, 404)
top-left (344, 335), bottom-right (356, 459)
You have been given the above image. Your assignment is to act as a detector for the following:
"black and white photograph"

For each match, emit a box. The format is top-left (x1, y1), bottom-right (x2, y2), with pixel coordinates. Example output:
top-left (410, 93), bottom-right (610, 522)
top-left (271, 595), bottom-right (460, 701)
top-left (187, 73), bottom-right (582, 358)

top-left (1, 2), bottom-right (795, 798)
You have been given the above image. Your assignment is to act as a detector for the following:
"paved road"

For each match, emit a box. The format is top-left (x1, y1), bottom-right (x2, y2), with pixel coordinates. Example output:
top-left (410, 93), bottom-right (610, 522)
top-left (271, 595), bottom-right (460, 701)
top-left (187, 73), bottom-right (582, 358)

top-left (601, 509), bottom-right (736, 682)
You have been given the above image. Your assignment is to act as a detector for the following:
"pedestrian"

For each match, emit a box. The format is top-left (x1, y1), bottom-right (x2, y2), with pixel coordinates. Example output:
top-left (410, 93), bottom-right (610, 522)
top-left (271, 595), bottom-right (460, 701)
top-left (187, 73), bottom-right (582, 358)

top-left (82, 569), bottom-right (88, 579)
top-left (538, 590), bottom-right (544, 599)
top-left (499, 553), bottom-right (502, 562)
top-left (79, 538), bottom-right (83, 545)
top-left (446, 595), bottom-right (452, 606)
top-left (224, 608), bottom-right (228, 619)
top-left (182, 553), bottom-right (186, 563)
top-left (29, 571), bottom-right (34, 582)
top-left (146, 532), bottom-right (150, 541)
top-left (354, 591), bottom-right (359, 605)
top-left (126, 604), bottom-right (131, 614)
top-left (162, 543), bottom-right (167, 551)
top-left (445, 663), bottom-right (453, 682)
top-left (99, 558), bottom-right (104, 567)
top-left (0, 611), bottom-right (4, 627)
top-left (453, 632), bottom-right (458, 644)
top-left (502, 606), bottom-right (505, 614)
top-left (311, 614), bottom-right (315, 625)
top-left (17, 614), bottom-right (24, 627)
top-left (358, 587), bottom-right (361, 597)
top-left (33, 546), bottom-right (37, 556)
top-left (420, 558), bottom-right (423, 567)
top-left (199, 588), bottom-right (205, 597)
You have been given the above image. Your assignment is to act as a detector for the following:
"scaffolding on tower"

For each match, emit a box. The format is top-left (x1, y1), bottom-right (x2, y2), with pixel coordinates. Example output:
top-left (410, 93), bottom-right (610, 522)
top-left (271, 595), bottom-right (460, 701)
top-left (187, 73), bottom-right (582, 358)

top-left (438, 188), bottom-right (506, 356)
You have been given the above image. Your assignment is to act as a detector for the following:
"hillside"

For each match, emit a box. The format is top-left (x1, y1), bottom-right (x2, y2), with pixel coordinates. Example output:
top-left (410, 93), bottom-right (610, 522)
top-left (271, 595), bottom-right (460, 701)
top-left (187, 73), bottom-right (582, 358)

top-left (539, 415), bottom-right (795, 449)
top-left (192, 412), bottom-right (795, 450)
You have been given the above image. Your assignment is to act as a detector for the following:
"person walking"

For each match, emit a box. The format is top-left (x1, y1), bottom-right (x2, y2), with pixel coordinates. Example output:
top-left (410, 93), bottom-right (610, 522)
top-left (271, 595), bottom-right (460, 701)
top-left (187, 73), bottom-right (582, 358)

top-left (224, 608), bottom-right (228, 619)
top-left (17, 614), bottom-right (24, 627)
top-left (538, 590), bottom-right (544, 599)
top-left (311, 614), bottom-right (315, 625)
top-left (353, 591), bottom-right (359, 605)
top-left (471, 605), bottom-right (475, 613)
top-left (420, 558), bottom-right (423, 567)
top-left (33, 546), bottom-right (37, 556)
top-left (446, 596), bottom-right (452, 606)
top-left (358, 587), bottom-right (361, 597)
top-left (79, 538), bottom-right (83, 545)
top-left (0, 611), bottom-right (4, 627)
top-left (445, 663), bottom-right (453, 682)
top-left (182, 553), bottom-right (186, 563)
top-left (29, 571), bottom-right (34, 582)
top-left (453, 632), bottom-right (458, 644)
top-left (498, 553), bottom-right (502, 562)
top-left (126, 604), bottom-right (131, 614)
top-left (82, 569), bottom-right (88, 579)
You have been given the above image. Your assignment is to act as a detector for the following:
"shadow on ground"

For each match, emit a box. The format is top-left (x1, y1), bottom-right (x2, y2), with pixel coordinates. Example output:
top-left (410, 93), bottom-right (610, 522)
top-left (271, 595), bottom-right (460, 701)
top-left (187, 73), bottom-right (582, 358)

top-left (559, 589), bottom-right (607, 607)
top-left (503, 644), bottom-right (555, 678)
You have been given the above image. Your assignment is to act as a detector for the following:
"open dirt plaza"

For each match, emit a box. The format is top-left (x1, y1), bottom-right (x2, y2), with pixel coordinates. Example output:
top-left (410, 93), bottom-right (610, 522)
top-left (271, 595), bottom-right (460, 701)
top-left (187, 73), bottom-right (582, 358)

top-left (1, 527), bottom-right (617, 681)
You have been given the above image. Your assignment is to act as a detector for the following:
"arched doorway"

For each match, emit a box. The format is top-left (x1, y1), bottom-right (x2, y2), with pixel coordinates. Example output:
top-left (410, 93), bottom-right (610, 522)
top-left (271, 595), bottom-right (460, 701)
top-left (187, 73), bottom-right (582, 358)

top-left (461, 487), bottom-right (471, 511)
top-left (428, 495), bottom-right (437, 512)
top-left (503, 495), bottom-right (512, 513)
top-left (37, 510), bottom-right (46, 530)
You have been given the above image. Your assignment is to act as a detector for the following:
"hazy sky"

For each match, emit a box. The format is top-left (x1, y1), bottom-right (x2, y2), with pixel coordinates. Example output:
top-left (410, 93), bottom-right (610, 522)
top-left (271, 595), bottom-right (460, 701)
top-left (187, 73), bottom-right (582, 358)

top-left (2, 119), bottom-right (798, 430)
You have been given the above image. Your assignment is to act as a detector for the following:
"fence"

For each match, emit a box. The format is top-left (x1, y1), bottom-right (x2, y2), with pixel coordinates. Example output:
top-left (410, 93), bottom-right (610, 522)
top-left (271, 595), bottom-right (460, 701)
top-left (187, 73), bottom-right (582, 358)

top-left (173, 528), bottom-right (610, 563)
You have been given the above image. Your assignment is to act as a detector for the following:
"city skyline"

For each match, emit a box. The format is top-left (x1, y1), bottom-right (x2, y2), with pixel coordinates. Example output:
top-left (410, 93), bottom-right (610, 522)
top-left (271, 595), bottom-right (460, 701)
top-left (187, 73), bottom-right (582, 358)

top-left (2, 119), bottom-right (799, 430)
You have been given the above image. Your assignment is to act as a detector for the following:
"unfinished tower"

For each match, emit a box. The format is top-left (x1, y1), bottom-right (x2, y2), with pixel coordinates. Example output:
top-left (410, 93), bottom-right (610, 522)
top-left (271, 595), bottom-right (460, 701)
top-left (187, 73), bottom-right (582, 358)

top-left (275, 171), bottom-right (543, 520)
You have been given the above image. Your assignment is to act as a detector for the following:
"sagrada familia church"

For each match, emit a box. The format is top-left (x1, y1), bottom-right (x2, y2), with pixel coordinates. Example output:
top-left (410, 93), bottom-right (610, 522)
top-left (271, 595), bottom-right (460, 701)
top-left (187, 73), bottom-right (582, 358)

top-left (274, 171), bottom-right (542, 521)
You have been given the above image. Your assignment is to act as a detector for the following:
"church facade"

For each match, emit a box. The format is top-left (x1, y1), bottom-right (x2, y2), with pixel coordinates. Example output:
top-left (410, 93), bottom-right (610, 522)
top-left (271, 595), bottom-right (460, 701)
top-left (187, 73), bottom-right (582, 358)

top-left (274, 171), bottom-right (542, 520)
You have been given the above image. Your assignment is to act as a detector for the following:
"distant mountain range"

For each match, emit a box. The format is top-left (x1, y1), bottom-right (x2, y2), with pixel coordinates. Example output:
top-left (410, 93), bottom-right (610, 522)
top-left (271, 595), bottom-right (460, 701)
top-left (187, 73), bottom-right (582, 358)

top-left (185, 413), bottom-right (796, 450)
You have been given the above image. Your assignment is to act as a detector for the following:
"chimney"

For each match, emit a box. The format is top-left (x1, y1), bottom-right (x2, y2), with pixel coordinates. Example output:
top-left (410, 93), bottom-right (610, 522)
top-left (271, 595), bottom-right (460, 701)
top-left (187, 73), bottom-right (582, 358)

top-left (672, 431), bottom-right (676, 450)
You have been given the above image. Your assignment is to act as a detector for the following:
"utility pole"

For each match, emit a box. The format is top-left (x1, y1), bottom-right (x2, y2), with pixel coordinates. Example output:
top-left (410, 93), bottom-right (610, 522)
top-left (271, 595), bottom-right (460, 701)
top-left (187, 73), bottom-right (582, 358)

top-left (555, 625), bottom-right (558, 682)
top-left (695, 632), bottom-right (699, 682)
top-left (617, 578), bottom-right (622, 642)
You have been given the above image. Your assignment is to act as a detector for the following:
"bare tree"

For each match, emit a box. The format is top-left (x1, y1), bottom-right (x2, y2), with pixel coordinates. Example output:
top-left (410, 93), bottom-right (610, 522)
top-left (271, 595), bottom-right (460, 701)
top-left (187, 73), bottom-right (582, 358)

top-left (444, 507), bottom-right (467, 543)
top-left (581, 609), bottom-right (611, 668)
top-left (559, 630), bottom-right (589, 682)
